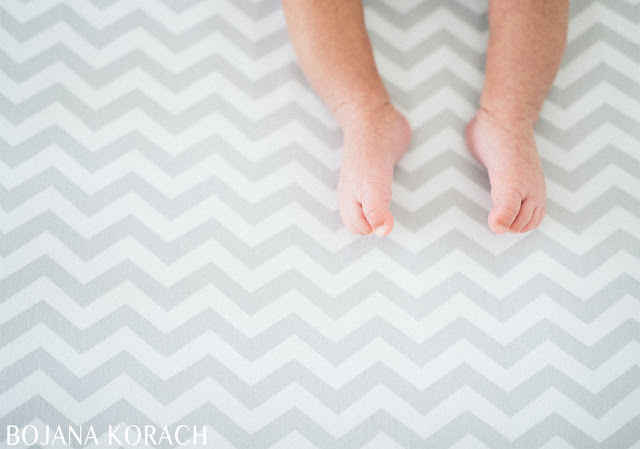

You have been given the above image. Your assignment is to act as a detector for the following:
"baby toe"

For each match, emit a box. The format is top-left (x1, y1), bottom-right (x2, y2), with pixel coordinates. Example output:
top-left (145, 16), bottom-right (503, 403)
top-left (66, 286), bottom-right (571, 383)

top-left (340, 199), bottom-right (374, 235)
top-left (488, 185), bottom-right (523, 234)
top-left (508, 198), bottom-right (537, 233)
top-left (519, 206), bottom-right (542, 233)
top-left (359, 182), bottom-right (394, 237)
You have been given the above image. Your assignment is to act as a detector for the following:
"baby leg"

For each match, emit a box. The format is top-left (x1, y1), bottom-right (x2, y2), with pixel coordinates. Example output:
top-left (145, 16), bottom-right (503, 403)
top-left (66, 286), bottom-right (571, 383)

top-left (466, 0), bottom-right (569, 233)
top-left (281, 0), bottom-right (411, 236)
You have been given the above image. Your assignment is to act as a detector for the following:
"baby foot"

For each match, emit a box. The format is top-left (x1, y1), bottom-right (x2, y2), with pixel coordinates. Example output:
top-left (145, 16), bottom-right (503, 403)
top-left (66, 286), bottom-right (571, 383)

top-left (465, 107), bottom-right (547, 233)
top-left (337, 101), bottom-right (411, 236)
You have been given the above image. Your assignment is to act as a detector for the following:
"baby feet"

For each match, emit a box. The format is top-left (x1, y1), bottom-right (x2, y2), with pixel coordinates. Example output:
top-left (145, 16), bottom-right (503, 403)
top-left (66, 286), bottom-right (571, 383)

top-left (334, 100), bottom-right (545, 236)
top-left (465, 107), bottom-right (547, 233)
top-left (337, 101), bottom-right (411, 236)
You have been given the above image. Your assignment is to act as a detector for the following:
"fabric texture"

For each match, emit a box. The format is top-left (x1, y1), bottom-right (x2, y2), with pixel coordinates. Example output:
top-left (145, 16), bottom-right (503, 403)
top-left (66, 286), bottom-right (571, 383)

top-left (1, 0), bottom-right (639, 448)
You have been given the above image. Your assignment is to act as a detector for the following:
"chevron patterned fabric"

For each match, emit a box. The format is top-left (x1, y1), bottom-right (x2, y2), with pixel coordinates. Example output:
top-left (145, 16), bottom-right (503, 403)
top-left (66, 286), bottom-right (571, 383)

top-left (1, 0), bottom-right (639, 448)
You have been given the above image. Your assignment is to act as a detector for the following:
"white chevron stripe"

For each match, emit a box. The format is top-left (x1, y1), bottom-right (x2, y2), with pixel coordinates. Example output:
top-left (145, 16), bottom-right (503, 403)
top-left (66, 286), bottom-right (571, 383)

top-left (365, 9), bottom-right (487, 50)
top-left (449, 436), bottom-right (491, 449)
top-left (2, 0), bottom-right (284, 34)
top-left (270, 433), bottom-right (318, 449)
top-left (2, 323), bottom-right (638, 392)
top-left (361, 434), bottom-right (407, 449)
top-left (0, 115), bottom-right (339, 160)
top-left (376, 49), bottom-right (485, 88)
top-left (540, 439), bottom-right (577, 449)
top-left (395, 168), bottom-right (640, 212)
top-left (534, 129), bottom-right (640, 168)
top-left (1, 151), bottom-right (638, 218)
top-left (1, 244), bottom-right (638, 301)
top-left (1, 279), bottom-right (636, 344)
top-left (3, 116), bottom-right (635, 181)
top-left (4, 66), bottom-right (635, 126)
top-left (546, 169), bottom-right (640, 205)
top-left (3, 201), bottom-right (638, 259)
top-left (0, 29), bottom-right (296, 74)
top-left (0, 160), bottom-right (337, 207)
top-left (1, 234), bottom-right (638, 295)
top-left (569, 4), bottom-right (640, 44)
top-left (3, 120), bottom-right (634, 172)
top-left (2, 376), bottom-right (638, 440)
top-left (557, 45), bottom-right (639, 87)
top-left (0, 73), bottom-right (328, 122)
top-left (540, 85), bottom-right (640, 121)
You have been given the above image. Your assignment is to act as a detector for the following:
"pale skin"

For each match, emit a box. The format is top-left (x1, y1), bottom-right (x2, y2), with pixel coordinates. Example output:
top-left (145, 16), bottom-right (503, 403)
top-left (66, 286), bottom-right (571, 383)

top-left (281, 0), bottom-right (569, 236)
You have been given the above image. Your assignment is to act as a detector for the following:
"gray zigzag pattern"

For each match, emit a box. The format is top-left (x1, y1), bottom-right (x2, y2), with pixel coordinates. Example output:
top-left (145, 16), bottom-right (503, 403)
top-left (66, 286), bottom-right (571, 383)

top-left (0, 7), bottom-right (289, 51)
top-left (1, 400), bottom-right (638, 449)
top-left (3, 1), bottom-right (638, 54)
top-left (2, 172), bottom-right (639, 232)
top-left (1, 26), bottom-right (638, 96)
top-left (2, 211), bottom-right (639, 274)
top-left (2, 0), bottom-right (640, 447)
top-left (2, 350), bottom-right (638, 417)
top-left (3, 46), bottom-right (639, 106)
top-left (2, 304), bottom-right (639, 369)
top-left (3, 87), bottom-right (638, 148)
top-left (2, 130), bottom-right (639, 191)
top-left (1, 1), bottom-right (487, 47)
top-left (2, 269), bottom-right (637, 321)
top-left (18, 0), bottom-right (283, 17)
top-left (0, 48), bottom-right (309, 94)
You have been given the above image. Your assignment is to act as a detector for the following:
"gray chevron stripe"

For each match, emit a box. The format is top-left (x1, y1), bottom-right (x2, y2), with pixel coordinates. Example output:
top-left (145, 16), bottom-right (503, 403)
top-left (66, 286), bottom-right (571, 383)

top-left (6, 170), bottom-right (640, 230)
top-left (2, 0), bottom-right (489, 45)
top-left (1, 400), bottom-right (639, 449)
top-left (2, 210), bottom-right (639, 277)
top-left (546, 64), bottom-right (640, 106)
top-left (2, 0), bottom-right (639, 447)
top-left (370, 23), bottom-right (640, 69)
top-left (4, 47), bottom-right (639, 110)
top-left (0, 92), bottom-right (346, 145)
top-left (2, 350), bottom-right (638, 418)
top-left (539, 146), bottom-right (640, 190)
top-left (564, 23), bottom-right (640, 64)
top-left (369, 28), bottom-right (484, 69)
top-left (543, 189), bottom-right (640, 233)
top-left (366, 1), bottom-right (487, 30)
top-left (1, 130), bottom-right (638, 193)
top-left (1, 267), bottom-right (637, 324)
top-left (0, 130), bottom-right (342, 186)
top-left (2, 88), bottom-right (639, 145)
top-left (3, 31), bottom-right (636, 103)
top-left (25, 0), bottom-right (640, 19)
top-left (0, 91), bottom-right (640, 147)
top-left (370, 0), bottom-right (639, 26)
top-left (85, 0), bottom-right (283, 17)
top-left (0, 47), bottom-right (308, 94)
top-left (408, 109), bottom-right (640, 148)
top-left (3, 3), bottom-right (636, 66)
top-left (570, 0), bottom-right (640, 17)
top-left (1, 303), bottom-right (638, 369)
top-left (0, 7), bottom-right (290, 52)
top-left (18, 0), bottom-right (283, 16)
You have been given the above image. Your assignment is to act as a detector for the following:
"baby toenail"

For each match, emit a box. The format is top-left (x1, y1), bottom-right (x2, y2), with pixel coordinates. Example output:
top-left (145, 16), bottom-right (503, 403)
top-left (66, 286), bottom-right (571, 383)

top-left (374, 225), bottom-right (386, 236)
top-left (496, 224), bottom-right (507, 233)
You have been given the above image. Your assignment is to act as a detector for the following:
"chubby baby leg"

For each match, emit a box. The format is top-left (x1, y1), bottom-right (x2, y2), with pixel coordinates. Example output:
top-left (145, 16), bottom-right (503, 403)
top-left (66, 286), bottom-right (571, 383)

top-left (466, 0), bottom-right (569, 233)
top-left (281, 0), bottom-right (410, 236)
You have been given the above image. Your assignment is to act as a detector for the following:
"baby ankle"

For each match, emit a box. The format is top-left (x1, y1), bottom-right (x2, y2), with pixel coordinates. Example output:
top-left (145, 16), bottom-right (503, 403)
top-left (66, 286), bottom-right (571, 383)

top-left (478, 97), bottom-right (539, 129)
top-left (332, 96), bottom-right (392, 129)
